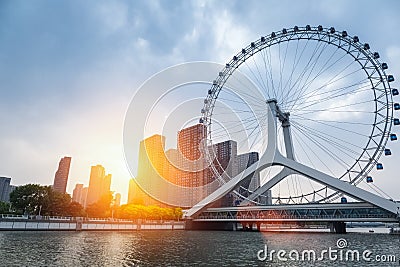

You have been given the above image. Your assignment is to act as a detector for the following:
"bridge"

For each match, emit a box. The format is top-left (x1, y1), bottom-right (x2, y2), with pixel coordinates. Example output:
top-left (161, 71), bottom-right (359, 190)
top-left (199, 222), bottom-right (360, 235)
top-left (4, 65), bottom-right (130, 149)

top-left (183, 96), bottom-right (400, 233)
top-left (180, 27), bottom-right (400, 233)
top-left (185, 202), bottom-right (399, 233)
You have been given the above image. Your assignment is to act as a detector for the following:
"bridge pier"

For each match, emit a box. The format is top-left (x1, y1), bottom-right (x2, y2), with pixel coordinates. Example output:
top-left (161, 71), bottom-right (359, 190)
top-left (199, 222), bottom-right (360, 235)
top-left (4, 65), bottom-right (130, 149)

top-left (185, 220), bottom-right (238, 231)
top-left (240, 222), bottom-right (260, 232)
top-left (185, 220), bottom-right (262, 231)
top-left (329, 222), bottom-right (347, 234)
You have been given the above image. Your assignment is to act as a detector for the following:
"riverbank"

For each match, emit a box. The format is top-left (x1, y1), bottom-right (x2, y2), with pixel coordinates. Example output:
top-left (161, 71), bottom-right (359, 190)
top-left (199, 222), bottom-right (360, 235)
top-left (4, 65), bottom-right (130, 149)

top-left (0, 217), bottom-right (184, 231)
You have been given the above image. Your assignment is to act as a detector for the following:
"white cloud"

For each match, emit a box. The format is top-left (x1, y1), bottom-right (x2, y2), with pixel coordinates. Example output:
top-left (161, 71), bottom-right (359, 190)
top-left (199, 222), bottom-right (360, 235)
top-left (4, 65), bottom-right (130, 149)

top-left (95, 1), bottom-right (128, 34)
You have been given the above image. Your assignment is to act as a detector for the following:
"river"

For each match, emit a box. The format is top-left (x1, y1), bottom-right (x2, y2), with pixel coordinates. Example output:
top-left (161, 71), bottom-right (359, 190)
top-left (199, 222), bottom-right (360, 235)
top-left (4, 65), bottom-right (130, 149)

top-left (0, 230), bottom-right (399, 266)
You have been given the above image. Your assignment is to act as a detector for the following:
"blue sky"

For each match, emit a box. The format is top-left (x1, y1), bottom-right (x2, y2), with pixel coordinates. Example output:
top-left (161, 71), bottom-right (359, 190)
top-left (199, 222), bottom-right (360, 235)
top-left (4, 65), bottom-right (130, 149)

top-left (1, 0), bottom-right (400, 203)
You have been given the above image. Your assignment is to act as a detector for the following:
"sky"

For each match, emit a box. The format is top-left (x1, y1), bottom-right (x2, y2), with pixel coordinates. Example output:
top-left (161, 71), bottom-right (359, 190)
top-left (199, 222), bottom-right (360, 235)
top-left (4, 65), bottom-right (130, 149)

top-left (1, 0), bottom-right (400, 204)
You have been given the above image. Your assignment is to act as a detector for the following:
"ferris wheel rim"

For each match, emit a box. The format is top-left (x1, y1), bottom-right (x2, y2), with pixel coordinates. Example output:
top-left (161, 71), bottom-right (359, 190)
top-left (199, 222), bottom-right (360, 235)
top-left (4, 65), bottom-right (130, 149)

top-left (201, 25), bottom-right (394, 204)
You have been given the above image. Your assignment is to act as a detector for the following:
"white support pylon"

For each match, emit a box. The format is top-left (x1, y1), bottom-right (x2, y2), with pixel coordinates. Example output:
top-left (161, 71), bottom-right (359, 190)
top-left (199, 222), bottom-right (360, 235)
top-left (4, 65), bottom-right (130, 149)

top-left (184, 99), bottom-right (400, 218)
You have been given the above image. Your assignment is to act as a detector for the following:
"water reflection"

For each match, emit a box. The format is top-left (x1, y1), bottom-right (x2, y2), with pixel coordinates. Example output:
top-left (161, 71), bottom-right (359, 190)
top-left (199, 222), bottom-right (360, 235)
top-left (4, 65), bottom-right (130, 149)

top-left (0, 231), bottom-right (398, 266)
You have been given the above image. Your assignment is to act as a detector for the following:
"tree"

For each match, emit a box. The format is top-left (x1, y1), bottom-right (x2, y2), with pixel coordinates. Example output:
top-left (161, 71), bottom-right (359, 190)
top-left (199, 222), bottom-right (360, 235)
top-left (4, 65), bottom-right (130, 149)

top-left (114, 204), bottom-right (183, 221)
top-left (86, 193), bottom-right (113, 218)
top-left (42, 189), bottom-right (72, 216)
top-left (10, 184), bottom-right (49, 215)
top-left (9, 184), bottom-right (85, 217)
top-left (0, 201), bottom-right (10, 214)
top-left (67, 202), bottom-right (86, 217)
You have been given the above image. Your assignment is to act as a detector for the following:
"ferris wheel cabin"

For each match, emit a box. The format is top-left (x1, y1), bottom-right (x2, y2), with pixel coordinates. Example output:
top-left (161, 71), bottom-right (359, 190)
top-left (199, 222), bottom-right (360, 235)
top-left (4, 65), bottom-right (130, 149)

top-left (384, 148), bottom-right (392, 156)
top-left (376, 163), bottom-right (384, 170)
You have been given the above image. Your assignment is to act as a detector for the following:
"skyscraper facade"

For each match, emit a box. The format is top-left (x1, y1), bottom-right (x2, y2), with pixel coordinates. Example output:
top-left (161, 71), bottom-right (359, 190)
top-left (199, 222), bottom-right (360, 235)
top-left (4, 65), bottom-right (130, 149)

top-left (0, 177), bottom-right (12, 202)
top-left (176, 124), bottom-right (208, 205)
top-left (72, 183), bottom-right (83, 203)
top-left (136, 134), bottom-right (169, 206)
top-left (86, 165), bottom-right (112, 206)
top-left (237, 152), bottom-right (260, 192)
top-left (114, 193), bottom-right (121, 207)
top-left (176, 124), bottom-right (207, 186)
top-left (80, 187), bottom-right (88, 207)
top-left (207, 140), bottom-right (239, 206)
top-left (52, 156), bottom-right (71, 194)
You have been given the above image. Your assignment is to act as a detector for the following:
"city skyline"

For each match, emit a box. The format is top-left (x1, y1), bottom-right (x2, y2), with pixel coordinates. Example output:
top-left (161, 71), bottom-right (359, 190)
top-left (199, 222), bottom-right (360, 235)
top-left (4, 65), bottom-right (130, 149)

top-left (131, 123), bottom-right (271, 208)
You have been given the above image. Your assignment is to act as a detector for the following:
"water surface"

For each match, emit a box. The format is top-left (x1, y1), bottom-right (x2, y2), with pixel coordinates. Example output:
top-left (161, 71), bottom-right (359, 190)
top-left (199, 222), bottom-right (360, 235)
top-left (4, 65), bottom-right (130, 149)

top-left (0, 231), bottom-right (398, 266)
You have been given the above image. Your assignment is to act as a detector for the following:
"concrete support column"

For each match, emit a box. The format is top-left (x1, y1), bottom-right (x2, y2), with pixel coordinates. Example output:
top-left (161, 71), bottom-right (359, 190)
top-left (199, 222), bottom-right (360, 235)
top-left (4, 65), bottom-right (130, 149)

top-left (329, 221), bottom-right (346, 234)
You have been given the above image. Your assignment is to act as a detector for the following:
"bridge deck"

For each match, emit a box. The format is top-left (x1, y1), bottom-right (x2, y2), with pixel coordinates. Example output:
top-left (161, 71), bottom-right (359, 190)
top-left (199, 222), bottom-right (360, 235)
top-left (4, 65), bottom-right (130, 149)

top-left (192, 202), bottom-right (400, 223)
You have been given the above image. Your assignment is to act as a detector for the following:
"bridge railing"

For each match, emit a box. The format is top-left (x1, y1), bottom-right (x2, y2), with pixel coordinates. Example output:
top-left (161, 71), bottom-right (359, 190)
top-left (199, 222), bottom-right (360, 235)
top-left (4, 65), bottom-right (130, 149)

top-left (197, 213), bottom-right (396, 220)
top-left (0, 214), bottom-right (182, 223)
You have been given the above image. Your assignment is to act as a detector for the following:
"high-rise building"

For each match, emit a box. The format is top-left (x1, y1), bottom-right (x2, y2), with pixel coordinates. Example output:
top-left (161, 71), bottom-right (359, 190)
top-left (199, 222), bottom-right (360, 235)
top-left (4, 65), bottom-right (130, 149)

top-left (114, 193), bottom-right (121, 207)
top-left (176, 124), bottom-right (207, 187)
top-left (136, 134), bottom-right (170, 205)
top-left (177, 124), bottom-right (206, 161)
top-left (0, 177), bottom-right (12, 202)
top-left (72, 183), bottom-right (83, 203)
top-left (80, 187), bottom-right (88, 207)
top-left (128, 178), bottom-right (144, 205)
top-left (53, 156), bottom-right (71, 193)
top-left (86, 165), bottom-right (112, 206)
top-left (128, 178), bottom-right (169, 207)
top-left (237, 152), bottom-right (260, 191)
top-left (176, 124), bottom-right (208, 205)
top-left (206, 140), bottom-right (239, 207)
top-left (103, 174), bottom-right (112, 198)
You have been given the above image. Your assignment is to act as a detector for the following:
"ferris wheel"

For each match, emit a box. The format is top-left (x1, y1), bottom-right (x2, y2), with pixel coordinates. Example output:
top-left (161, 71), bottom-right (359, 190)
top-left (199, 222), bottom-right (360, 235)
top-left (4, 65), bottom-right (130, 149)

top-left (200, 25), bottom-right (399, 205)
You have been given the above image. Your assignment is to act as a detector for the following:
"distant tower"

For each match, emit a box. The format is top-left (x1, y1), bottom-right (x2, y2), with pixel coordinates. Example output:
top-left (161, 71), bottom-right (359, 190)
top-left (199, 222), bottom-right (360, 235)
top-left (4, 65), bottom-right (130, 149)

top-left (177, 124), bottom-right (207, 187)
top-left (114, 193), bottom-right (121, 207)
top-left (86, 165), bottom-right (112, 206)
top-left (80, 187), bottom-right (88, 208)
top-left (0, 177), bottom-right (12, 202)
top-left (72, 183), bottom-right (83, 203)
top-left (53, 156), bottom-right (71, 193)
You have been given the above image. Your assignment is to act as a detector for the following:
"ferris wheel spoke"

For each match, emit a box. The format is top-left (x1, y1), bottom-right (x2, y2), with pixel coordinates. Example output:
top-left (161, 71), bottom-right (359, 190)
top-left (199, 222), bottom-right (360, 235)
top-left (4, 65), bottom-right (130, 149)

top-left (236, 124), bottom-right (266, 152)
top-left (259, 47), bottom-right (273, 99)
top-left (287, 69), bottom-right (367, 112)
top-left (293, 123), bottom-right (357, 168)
top-left (277, 39), bottom-right (288, 99)
top-left (292, 123), bottom-right (351, 171)
top-left (292, 127), bottom-right (336, 177)
top-left (292, 84), bottom-right (371, 112)
top-left (280, 38), bottom-right (314, 105)
top-left (282, 39), bottom-right (329, 107)
top-left (292, 121), bottom-right (366, 161)
top-left (210, 113), bottom-right (267, 141)
top-left (291, 120), bottom-right (367, 153)
top-left (250, 54), bottom-right (270, 99)
top-left (289, 59), bottom-right (360, 110)
top-left (283, 41), bottom-right (342, 108)
top-left (284, 76), bottom-right (369, 110)
top-left (224, 74), bottom-right (269, 104)
top-left (291, 115), bottom-right (372, 125)
top-left (292, 121), bottom-right (364, 160)
top-left (292, 135), bottom-right (317, 194)
top-left (290, 98), bottom-right (374, 113)
top-left (244, 60), bottom-right (268, 100)
top-left (291, 115), bottom-right (370, 137)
